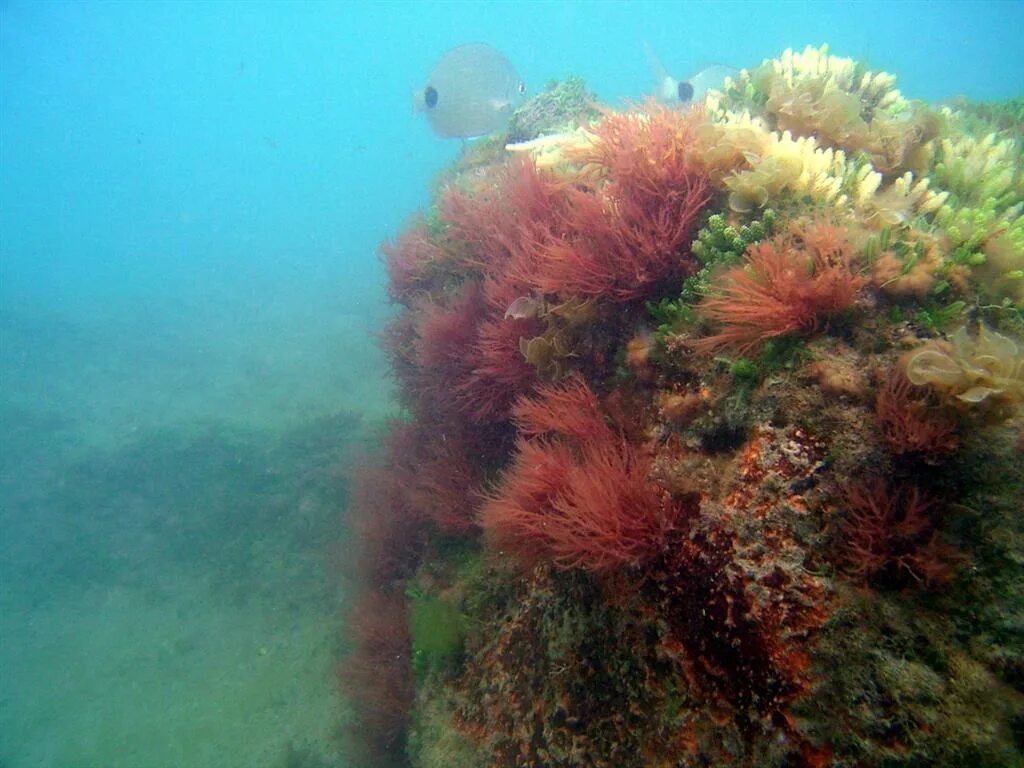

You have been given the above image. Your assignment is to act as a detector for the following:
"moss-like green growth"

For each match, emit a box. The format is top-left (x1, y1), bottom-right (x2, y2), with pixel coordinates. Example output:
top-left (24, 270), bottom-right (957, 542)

top-left (757, 334), bottom-right (809, 372)
top-left (912, 299), bottom-right (968, 332)
top-left (506, 76), bottom-right (602, 144)
top-left (408, 590), bottom-right (466, 679)
top-left (645, 296), bottom-right (696, 337)
top-left (729, 357), bottom-right (761, 388)
top-left (684, 209), bottom-right (777, 304)
top-left (946, 95), bottom-right (1024, 144)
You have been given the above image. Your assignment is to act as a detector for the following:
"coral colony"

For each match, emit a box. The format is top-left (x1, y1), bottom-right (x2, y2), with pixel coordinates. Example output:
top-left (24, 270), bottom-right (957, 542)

top-left (342, 46), bottom-right (1024, 767)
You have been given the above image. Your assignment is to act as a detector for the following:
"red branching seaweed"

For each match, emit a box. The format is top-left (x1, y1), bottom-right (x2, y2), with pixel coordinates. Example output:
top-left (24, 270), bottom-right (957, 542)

top-left (441, 156), bottom-right (572, 287)
top-left (511, 374), bottom-right (609, 440)
top-left (695, 227), bottom-right (865, 353)
top-left (380, 217), bottom-right (448, 304)
top-left (459, 313), bottom-right (539, 424)
top-left (415, 282), bottom-right (488, 373)
top-left (442, 106), bottom-right (712, 304)
top-left (838, 478), bottom-right (959, 588)
top-left (482, 435), bottom-right (679, 572)
top-left (339, 590), bottom-right (415, 764)
top-left (482, 378), bottom-right (682, 572)
top-left (534, 103), bottom-right (712, 302)
top-left (348, 455), bottom-right (427, 589)
top-left (405, 434), bottom-right (483, 536)
top-left (413, 281), bottom-right (537, 424)
top-left (875, 366), bottom-right (959, 461)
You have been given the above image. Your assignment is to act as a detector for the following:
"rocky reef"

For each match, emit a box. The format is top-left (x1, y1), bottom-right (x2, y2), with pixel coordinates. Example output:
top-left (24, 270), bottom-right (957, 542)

top-left (342, 45), bottom-right (1024, 767)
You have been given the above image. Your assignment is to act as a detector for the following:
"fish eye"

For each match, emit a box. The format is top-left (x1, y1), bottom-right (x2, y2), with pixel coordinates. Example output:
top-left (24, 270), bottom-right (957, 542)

top-left (424, 85), bottom-right (438, 109)
top-left (517, 80), bottom-right (526, 96)
top-left (677, 81), bottom-right (694, 102)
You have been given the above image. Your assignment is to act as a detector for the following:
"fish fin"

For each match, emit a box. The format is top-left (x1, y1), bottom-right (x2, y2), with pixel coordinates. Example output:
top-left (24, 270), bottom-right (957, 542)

top-left (643, 42), bottom-right (683, 102)
top-left (643, 41), bottom-right (670, 85)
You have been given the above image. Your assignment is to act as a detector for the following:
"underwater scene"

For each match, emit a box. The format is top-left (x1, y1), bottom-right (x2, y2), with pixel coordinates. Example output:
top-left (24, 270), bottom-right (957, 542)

top-left (2, 2), bottom-right (1023, 767)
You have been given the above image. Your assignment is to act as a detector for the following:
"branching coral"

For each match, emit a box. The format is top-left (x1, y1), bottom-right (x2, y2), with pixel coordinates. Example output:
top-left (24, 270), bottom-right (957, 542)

top-left (933, 129), bottom-right (1021, 206)
top-left (704, 47), bottom-right (954, 234)
top-left (858, 169), bottom-right (949, 227)
top-left (759, 44), bottom-right (904, 114)
top-left (904, 323), bottom-right (1024, 408)
top-left (693, 223), bottom-right (865, 353)
top-left (719, 45), bottom-right (906, 155)
top-left (924, 116), bottom-right (1024, 304)
top-left (695, 114), bottom-right (853, 213)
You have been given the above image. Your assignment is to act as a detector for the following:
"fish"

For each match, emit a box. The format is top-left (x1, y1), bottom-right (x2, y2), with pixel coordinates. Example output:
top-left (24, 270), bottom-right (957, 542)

top-left (413, 43), bottom-right (526, 139)
top-left (504, 296), bottom-right (543, 320)
top-left (644, 43), bottom-right (736, 107)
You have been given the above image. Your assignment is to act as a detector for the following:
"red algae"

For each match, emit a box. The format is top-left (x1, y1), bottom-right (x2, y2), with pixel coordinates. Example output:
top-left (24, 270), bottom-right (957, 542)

top-left (875, 366), bottom-right (959, 461)
top-left (483, 378), bottom-right (683, 573)
top-left (694, 227), bottom-right (865, 354)
top-left (837, 478), bottom-right (959, 588)
top-left (343, 54), bottom-right (1024, 767)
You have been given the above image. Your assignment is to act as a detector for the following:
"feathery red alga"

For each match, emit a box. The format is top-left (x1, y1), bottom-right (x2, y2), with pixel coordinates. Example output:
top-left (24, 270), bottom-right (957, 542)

top-left (838, 478), bottom-right (959, 587)
top-left (695, 225), bottom-right (865, 353)
top-left (482, 378), bottom-right (681, 572)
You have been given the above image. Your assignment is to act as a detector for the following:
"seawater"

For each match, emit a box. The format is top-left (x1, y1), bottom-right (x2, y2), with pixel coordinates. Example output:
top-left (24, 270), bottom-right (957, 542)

top-left (1, 2), bottom-right (1021, 766)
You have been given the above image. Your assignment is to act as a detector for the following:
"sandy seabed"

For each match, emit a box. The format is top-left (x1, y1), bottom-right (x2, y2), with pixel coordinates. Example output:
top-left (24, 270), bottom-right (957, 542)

top-left (0, 290), bottom-right (392, 767)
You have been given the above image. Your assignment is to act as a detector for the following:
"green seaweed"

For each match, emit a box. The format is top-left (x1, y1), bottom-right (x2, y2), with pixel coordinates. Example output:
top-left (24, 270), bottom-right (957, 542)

top-left (408, 589), bottom-right (467, 680)
top-left (684, 209), bottom-right (778, 303)
top-left (913, 300), bottom-right (968, 331)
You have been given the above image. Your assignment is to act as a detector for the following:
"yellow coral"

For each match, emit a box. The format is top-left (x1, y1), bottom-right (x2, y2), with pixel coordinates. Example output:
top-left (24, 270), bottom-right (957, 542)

top-left (905, 324), bottom-right (1024, 406)
top-left (722, 45), bottom-right (907, 140)
top-left (715, 45), bottom-right (947, 180)
top-left (772, 131), bottom-right (850, 205)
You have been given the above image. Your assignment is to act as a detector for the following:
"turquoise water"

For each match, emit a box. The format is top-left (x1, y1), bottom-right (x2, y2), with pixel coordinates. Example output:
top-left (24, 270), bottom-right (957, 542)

top-left (1, 2), bottom-right (1022, 766)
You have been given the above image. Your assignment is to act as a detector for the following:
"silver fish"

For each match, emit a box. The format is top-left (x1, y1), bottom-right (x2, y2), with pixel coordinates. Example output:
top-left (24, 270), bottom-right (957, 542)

top-left (413, 43), bottom-right (526, 139)
top-left (644, 43), bottom-right (736, 106)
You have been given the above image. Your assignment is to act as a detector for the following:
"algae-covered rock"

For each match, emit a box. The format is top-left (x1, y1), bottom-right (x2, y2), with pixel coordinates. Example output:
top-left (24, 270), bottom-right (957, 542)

top-left (345, 43), bottom-right (1024, 768)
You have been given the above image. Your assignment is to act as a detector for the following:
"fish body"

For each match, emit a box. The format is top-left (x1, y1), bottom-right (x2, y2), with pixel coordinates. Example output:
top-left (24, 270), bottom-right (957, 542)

top-left (644, 43), bottom-right (736, 106)
top-left (684, 64), bottom-right (738, 103)
top-left (414, 43), bottom-right (526, 139)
